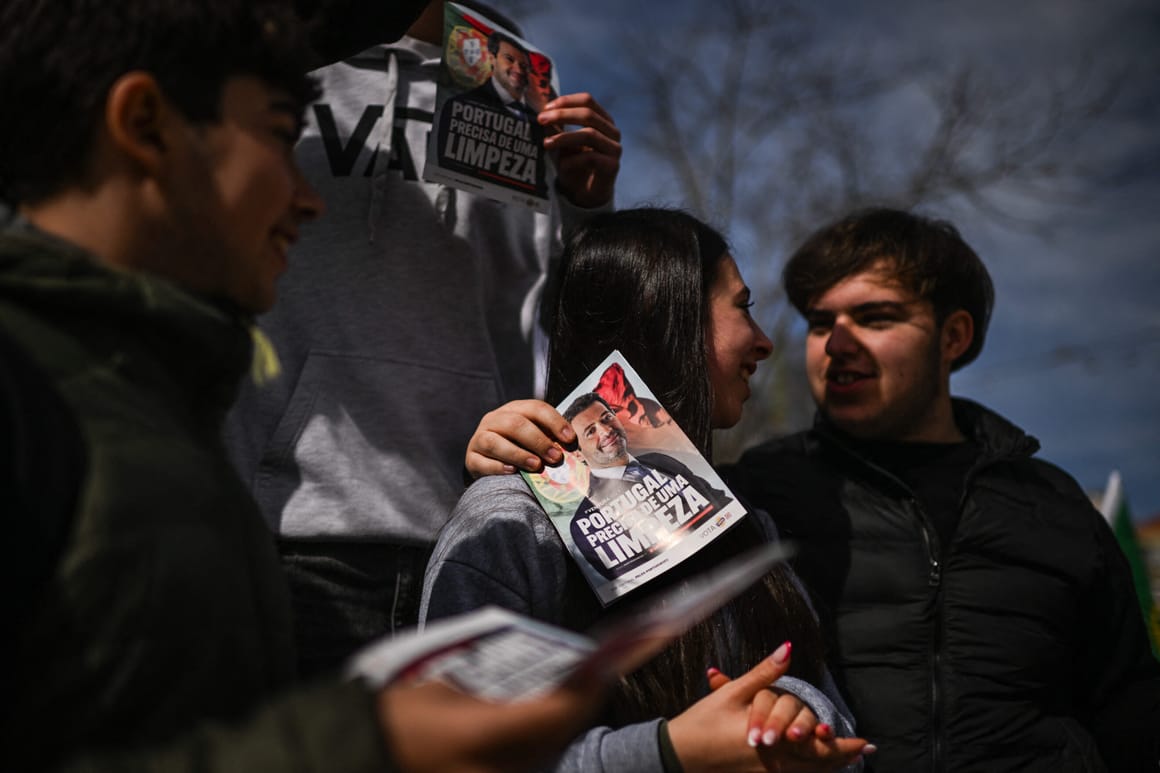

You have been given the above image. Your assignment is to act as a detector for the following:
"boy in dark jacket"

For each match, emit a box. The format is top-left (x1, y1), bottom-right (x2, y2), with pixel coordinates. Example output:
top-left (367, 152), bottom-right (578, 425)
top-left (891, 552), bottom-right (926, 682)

top-left (0, 1), bottom-right (605, 770)
top-left (724, 208), bottom-right (1160, 772)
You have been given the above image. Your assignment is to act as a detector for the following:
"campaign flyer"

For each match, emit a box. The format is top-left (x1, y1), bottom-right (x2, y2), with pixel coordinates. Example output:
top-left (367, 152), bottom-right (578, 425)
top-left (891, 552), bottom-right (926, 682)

top-left (424, 2), bottom-right (558, 212)
top-left (521, 351), bottom-right (750, 605)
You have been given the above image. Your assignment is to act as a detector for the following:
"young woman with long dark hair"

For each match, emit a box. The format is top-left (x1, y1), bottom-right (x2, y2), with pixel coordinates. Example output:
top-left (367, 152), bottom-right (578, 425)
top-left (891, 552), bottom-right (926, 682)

top-left (421, 208), bottom-right (869, 771)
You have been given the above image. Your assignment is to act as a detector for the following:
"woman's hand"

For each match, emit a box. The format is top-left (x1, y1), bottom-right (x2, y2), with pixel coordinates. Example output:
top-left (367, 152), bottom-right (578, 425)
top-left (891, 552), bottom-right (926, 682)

top-left (670, 642), bottom-right (871, 772)
top-left (465, 399), bottom-right (573, 477)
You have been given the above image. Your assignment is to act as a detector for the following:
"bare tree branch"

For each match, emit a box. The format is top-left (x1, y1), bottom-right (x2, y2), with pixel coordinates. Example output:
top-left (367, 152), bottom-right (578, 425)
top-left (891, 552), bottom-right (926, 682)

top-left (594, 0), bottom-right (1122, 448)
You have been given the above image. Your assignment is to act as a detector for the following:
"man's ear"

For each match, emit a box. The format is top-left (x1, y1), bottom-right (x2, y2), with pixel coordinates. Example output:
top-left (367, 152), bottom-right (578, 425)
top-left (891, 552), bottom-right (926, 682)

top-left (104, 71), bottom-right (170, 175)
top-left (941, 309), bottom-right (974, 366)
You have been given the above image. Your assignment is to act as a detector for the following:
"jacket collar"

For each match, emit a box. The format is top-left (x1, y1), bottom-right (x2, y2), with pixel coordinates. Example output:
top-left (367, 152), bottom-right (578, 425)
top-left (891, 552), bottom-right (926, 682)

top-left (949, 397), bottom-right (1040, 462)
top-left (808, 397), bottom-right (1040, 494)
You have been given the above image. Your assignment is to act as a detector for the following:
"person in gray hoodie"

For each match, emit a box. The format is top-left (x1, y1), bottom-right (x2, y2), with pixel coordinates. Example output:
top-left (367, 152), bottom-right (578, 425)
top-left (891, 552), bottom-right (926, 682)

top-left (225, 0), bottom-right (622, 677)
top-left (423, 209), bottom-right (872, 772)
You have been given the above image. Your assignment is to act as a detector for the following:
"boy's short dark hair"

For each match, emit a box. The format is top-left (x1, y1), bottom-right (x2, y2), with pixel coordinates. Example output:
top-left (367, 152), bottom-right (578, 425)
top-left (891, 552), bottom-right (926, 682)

top-left (783, 207), bottom-right (995, 370)
top-left (0, 0), bottom-right (321, 206)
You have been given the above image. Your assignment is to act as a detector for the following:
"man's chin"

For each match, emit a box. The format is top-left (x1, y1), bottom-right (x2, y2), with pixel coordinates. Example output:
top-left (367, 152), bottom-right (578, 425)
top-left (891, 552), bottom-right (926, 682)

top-left (595, 452), bottom-right (628, 467)
top-left (821, 407), bottom-right (876, 439)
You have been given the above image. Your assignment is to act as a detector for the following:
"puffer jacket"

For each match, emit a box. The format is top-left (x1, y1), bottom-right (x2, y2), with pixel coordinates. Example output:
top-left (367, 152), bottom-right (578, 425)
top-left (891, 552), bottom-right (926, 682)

top-left (723, 399), bottom-right (1160, 772)
top-left (0, 224), bottom-right (393, 772)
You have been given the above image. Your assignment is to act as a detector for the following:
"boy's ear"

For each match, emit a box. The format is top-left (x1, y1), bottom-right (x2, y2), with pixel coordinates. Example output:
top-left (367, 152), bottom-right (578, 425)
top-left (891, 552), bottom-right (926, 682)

top-left (104, 71), bottom-right (171, 175)
top-left (941, 309), bottom-right (974, 366)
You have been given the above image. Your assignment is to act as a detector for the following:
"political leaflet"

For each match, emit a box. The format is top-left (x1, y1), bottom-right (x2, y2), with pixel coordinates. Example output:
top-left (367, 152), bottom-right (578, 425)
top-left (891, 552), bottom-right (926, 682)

top-left (425, 2), bottom-right (557, 212)
top-left (346, 543), bottom-right (791, 701)
top-left (521, 351), bottom-right (750, 605)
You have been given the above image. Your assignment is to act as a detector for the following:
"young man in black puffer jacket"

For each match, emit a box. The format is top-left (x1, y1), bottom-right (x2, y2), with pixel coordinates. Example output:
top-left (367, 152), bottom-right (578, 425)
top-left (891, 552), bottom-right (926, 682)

top-left (723, 207), bottom-right (1160, 772)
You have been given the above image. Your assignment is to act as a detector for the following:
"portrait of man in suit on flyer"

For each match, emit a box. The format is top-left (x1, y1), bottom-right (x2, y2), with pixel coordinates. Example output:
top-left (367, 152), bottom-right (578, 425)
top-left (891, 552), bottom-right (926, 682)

top-left (564, 393), bottom-right (734, 581)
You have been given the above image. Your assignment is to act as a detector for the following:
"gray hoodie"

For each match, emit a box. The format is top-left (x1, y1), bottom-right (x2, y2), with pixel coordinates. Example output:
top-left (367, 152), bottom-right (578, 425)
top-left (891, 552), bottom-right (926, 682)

top-left (225, 35), bottom-right (599, 543)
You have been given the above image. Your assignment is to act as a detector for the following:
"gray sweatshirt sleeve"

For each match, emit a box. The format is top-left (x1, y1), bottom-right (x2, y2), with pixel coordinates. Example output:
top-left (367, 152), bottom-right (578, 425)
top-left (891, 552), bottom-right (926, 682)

top-left (772, 675), bottom-right (857, 738)
top-left (542, 721), bottom-right (666, 773)
top-left (420, 476), bottom-right (573, 627)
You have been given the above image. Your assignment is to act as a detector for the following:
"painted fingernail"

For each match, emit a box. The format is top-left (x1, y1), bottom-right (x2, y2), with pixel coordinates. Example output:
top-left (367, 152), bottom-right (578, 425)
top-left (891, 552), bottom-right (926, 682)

top-left (762, 729), bottom-right (777, 746)
top-left (772, 641), bottom-right (792, 664)
top-left (706, 667), bottom-right (722, 678)
top-left (817, 723), bottom-right (831, 736)
top-left (788, 727), bottom-right (802, 740)
top-left (747, 728), bottom-right (761, 748)
top-left (863, 744), bottom-right (878, 755)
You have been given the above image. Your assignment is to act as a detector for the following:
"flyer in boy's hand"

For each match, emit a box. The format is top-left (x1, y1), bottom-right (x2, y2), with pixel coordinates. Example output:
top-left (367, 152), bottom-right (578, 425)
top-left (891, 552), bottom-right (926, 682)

top-left (425, 2), bottom-right (557, 212)
top-left (346, 544), bottom-right (792, 701)
top-left (522, 351), bottom-right (750, 605)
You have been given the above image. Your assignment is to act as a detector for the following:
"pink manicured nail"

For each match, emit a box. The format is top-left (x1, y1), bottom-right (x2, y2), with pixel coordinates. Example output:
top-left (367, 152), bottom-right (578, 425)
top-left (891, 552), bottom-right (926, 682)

top-left (771, 641), bottom-right (792, 664)
top-left (762, 729), bottom-right (777, 746)
top-left (788, 727), bottom-right (803, 740)
top-left (747, 728), bottom-right (761, 747)
top-left (817, 723), bottom-right (832, 736)
top-left (706, 667), bottom-right (722, 678)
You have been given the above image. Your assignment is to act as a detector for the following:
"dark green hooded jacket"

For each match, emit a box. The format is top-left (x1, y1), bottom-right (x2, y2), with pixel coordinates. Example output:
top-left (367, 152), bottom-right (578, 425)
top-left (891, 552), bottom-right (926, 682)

top-left (0, 224), bottom-right (394, 772)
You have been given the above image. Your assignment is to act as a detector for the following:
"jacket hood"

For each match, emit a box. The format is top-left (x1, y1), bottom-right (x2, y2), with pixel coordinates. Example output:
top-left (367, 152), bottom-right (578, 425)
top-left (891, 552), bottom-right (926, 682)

top-left (0, 225), bottom-right (253, 416)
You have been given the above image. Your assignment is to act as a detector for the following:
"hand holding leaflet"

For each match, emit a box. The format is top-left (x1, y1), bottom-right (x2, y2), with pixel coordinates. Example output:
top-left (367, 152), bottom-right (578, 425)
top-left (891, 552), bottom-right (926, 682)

top-left (521, 351), bottom-right (751, 604)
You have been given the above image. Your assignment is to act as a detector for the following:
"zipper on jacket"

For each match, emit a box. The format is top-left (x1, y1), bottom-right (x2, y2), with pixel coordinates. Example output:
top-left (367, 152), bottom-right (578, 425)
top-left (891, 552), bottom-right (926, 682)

top-left (915, 501), bottom-right (942, 588)
top-left (931, 629), bottom-right (944, 772)
top-left (913, 497), bottom-right (945, 773)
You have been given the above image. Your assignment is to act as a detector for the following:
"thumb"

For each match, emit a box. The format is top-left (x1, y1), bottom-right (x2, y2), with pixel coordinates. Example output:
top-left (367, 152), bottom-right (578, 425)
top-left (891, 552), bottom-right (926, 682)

top-left (723, 641), bottom-right (792, 701)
